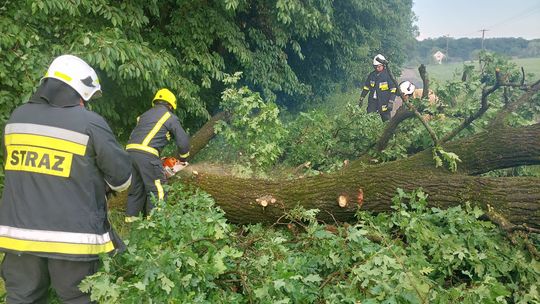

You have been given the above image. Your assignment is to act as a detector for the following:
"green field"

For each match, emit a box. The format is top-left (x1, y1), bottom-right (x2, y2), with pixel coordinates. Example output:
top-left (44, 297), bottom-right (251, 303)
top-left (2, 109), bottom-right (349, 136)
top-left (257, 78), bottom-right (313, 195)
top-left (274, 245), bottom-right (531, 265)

top-left (414, 57), bottom-right (540, 83)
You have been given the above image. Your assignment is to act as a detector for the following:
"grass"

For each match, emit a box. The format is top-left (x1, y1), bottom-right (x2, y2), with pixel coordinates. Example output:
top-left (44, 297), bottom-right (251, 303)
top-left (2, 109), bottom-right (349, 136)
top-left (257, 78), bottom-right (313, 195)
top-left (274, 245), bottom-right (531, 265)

top-left (409, 57), bottom-right (540, 83)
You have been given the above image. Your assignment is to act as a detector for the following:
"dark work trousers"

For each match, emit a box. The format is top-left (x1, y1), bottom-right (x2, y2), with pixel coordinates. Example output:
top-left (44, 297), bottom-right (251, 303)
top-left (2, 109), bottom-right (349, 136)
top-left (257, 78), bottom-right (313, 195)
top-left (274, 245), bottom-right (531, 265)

top-left (126, 151), bottom-right (167, 217)
top-left (366, 98), bottom-right (378, 113)
top-left (379, 100), bottom-right (392, 122)
top-left (1, 253), bottom-right (98, 304)
top-left (367, 98), bottom-right (392, 121)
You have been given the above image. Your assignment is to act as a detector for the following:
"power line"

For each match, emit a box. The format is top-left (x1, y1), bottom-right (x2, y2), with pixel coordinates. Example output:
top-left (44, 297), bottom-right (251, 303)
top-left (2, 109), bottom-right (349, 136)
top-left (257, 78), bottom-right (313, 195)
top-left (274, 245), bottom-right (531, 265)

top-left (436, 3), bottom-right (540, 39)
top-left (485, 4), bottom-right (540, 30)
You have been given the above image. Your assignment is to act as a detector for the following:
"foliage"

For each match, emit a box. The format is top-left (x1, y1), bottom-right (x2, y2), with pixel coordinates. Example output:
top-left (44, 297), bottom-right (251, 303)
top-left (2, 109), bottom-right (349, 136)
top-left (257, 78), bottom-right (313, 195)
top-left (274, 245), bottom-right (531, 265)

top-left (199, 51), bottom-right (539, 172)
top-left (282, 104), bottom-right (384, 170)
top-left (0, 0), bottom-right (416, 139)
top-left (379, 52), bottom-right (540, 162)
top-left (0, 0), bottom-right (416, 186)
top-left (80, 185), bottom-right (540, 303)
top-left (214, 73), bottom-right (287, 171)
top-left (432, 146), bottom-right (462, 172)
top-left (200, 100), bottom-right (384, 174)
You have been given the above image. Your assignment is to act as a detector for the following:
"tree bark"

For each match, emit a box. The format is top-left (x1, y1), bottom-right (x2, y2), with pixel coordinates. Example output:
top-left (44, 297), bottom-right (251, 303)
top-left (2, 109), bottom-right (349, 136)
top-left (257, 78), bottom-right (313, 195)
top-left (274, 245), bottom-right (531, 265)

top-left (188, 112), bottom-right (228, 159)
top-left (181, 169), bottom-right (540, 228)
top-left (109, 116), bottom-right (540, 229)
top-left (177, 123), bottom-right (540, 228)
top-left (376, 107), bottom-right (415, 151)
top-left (398, 123), bottom-right (540, 175)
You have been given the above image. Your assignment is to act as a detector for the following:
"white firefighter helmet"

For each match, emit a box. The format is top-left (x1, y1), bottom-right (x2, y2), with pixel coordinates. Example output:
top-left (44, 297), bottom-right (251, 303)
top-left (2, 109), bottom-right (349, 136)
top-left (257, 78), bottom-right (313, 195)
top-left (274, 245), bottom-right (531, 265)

top-left (373, 54), bottom-right (386, 66)
top-left (399, 81), bottom-right (416, 95)
top-left (43, 55), bottom-right (102, 101)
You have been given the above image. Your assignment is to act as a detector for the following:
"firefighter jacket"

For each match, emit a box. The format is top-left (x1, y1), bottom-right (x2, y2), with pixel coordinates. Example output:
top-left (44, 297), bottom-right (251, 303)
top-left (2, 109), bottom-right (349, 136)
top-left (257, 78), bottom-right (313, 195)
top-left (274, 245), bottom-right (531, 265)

top-left (126, 103), bottom-right (190, 161)
top-left (360, 69), bottom-right (397, 109)
top-left (0, 79), bottom-right (132, 261)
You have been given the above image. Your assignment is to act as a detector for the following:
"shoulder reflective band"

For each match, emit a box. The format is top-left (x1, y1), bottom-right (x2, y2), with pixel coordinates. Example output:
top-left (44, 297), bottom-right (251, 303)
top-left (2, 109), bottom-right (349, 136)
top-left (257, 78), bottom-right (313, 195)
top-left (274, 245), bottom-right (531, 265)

top-left (363, 86), bottom-right (370, 90)
top-left (179, 151), bottom-right (190, 159)
top-left (126, 112), bottom-right (171, 156)
top-left (4, 123), bottom-right (88, 177)
top-left (142, 112), bottom-right (171, 146)
top-left (0, 225), bottom-right (114, 255)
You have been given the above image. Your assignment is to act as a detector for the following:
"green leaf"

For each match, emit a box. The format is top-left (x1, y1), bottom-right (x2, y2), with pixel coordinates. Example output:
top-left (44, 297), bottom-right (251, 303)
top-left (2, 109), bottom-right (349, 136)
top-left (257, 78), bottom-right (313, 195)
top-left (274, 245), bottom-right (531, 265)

top-left (303, 274), bottom-right (322, 283)
top-left (133, 281), bottom-right (146, 291)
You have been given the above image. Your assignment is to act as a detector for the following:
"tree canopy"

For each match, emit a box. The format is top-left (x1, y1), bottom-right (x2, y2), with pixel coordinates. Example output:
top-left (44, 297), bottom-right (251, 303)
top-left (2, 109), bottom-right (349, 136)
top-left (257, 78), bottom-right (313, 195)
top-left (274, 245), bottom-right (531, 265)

top-left (0, 0), bottom-right (415, 139)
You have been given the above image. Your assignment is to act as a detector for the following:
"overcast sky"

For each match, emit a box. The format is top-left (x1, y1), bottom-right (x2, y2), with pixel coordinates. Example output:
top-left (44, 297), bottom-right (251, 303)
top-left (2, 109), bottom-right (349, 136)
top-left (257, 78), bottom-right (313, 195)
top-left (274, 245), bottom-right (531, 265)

top-left (413, 0), bottom-right (540, 40)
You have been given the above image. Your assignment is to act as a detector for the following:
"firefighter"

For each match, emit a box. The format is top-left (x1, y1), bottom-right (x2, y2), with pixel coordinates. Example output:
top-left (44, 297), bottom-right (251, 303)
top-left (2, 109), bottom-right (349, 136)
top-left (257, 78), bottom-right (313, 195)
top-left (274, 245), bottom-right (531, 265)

top-left (358, 54), bottom-right (398, 121)
top-left (390, 80), bottom-right (417, 116)
top-left (399, 80), bottom-right (416, 100)
top-left (0, 54), bottom-right (132, 303)
top-left (125, 88), bottom-right (190, 221)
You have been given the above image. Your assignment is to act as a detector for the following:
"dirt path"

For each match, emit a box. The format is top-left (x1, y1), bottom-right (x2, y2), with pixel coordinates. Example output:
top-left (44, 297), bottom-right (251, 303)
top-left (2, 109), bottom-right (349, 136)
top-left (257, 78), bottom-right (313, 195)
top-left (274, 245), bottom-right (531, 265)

top-left (400, 67), bottom-right (423, 88)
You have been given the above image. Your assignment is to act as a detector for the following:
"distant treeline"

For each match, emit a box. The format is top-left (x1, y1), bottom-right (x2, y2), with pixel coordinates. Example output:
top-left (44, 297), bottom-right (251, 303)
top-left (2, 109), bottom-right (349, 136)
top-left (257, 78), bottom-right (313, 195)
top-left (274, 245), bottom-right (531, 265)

top-left (410, 37), bottom-right (540, 63)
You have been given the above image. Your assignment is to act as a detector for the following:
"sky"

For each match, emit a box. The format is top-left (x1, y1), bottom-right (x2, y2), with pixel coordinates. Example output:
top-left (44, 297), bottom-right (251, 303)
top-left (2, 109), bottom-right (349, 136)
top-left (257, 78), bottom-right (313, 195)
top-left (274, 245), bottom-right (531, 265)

top-left (413, 0), bottom-right (540, 40)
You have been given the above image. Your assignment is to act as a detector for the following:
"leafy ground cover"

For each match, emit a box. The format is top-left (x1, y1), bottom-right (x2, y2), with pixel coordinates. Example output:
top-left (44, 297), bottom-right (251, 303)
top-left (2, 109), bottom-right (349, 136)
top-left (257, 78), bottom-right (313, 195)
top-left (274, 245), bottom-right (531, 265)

top-left (71, 184), bottom-right (540, 303)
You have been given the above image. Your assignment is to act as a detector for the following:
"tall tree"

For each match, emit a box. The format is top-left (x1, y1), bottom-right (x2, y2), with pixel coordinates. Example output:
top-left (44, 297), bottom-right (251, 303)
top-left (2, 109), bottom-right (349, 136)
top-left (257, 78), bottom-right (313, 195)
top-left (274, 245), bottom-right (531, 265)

top-left (0, 0), bottom-right (415, 139)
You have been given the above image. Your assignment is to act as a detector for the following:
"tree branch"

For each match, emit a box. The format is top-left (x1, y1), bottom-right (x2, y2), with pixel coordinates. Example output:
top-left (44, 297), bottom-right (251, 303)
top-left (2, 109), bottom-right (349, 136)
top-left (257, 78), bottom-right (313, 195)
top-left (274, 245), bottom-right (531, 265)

top-left (440, 69), bottom-right (535, 143)
top-left (375, 107), bottom-right (414, 151)
top-left (375, 62), bottom-right (438, 151)
top-left (418, 64), bottom-right (429, 99)
top-left (489, 79), bottom-right (540, 128)
top-left (188, 111), bottom-right (229, 159)
top-left (382, 60), bottom-right (439, 146)
top-left (440, 69), bottom-right (502, 143)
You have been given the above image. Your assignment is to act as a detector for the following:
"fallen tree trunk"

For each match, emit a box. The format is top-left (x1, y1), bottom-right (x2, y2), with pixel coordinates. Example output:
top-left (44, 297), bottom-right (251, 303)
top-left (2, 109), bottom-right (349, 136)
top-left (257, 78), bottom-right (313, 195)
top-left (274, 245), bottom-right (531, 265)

top-left (181, 169), bottom-right (540, 228)
top-left (177, 123), bottom-right (540, 228)
top-left (109, 119), bottom-right (540, 228)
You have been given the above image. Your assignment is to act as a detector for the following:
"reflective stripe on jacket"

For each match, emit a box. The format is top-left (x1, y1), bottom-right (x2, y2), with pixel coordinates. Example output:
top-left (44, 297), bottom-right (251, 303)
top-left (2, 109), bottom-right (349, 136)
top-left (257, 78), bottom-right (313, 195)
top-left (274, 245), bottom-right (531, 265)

top-left (0, 95), bottom-right (132, 261)
top-left (126, 104), bottom-right (190, 160)
top-left (360, 69), bottom-right (397, 104)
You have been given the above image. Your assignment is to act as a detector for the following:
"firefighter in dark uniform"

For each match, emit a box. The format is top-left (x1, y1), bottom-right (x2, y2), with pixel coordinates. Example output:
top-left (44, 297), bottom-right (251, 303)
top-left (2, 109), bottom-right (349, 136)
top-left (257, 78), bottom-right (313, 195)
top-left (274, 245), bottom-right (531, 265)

top-left (125, 88), bottom-right (190, 221)
top-left (358, 54), bottom-right (398, 121)
top-left (0, 55), bottom-right (132, 303)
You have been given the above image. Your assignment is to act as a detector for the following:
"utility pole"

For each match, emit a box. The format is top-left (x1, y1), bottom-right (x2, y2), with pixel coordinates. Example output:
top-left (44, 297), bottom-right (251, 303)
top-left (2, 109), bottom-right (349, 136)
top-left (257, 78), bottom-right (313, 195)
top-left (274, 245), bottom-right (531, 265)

top-left (444, 34), bottom-right (449, 59)
top-left (479, 29), bottom-right (489, 71)
top-left (480, 29), bottom-right (489, 50)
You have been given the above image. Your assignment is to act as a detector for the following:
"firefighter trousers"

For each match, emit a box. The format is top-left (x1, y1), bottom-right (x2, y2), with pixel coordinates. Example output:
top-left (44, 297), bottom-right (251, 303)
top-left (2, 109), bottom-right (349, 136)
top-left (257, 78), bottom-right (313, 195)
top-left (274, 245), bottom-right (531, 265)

top-left (126, 151), bottom-right (167, 217)
top-left (367, 98), bottom-right (392, 121)
top-left (0, 253), bottom-right (98, 304)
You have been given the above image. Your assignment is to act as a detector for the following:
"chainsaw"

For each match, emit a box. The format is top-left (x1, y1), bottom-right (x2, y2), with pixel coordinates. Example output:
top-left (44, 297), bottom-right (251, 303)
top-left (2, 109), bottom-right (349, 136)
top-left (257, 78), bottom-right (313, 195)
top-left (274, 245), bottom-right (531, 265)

top-left (162, 157), bottom-right (188, 178)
